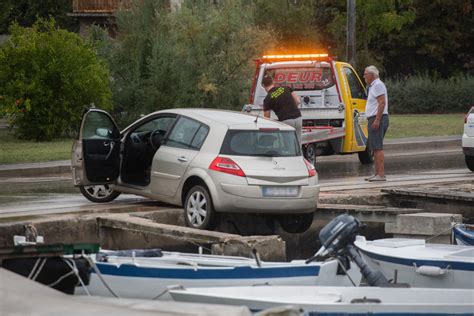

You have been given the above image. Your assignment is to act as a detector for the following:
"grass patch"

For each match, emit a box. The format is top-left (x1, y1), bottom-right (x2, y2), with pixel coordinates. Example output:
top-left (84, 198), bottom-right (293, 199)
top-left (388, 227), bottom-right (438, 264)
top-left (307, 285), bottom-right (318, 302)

top-left (0, 129), bottom-right (73, 164)
top-left (0, 113), bottom-right (465, 164)
top-left (385, 113), bottom-right (464, 139)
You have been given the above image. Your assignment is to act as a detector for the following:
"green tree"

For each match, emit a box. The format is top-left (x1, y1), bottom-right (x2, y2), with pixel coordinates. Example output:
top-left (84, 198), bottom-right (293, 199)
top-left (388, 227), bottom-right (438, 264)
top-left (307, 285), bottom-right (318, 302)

top-left (102, 0), bottom-right (274, 124)
top-left (0, 19), bottom-right (112, 141)
top-left (0, 0), bottom-right (78, 34)
top-left (313, 0), bottom-right (415, 72)
top-left (312, 0), bottom-right (472, 77)
top-left (254, 0), bottom-right (324, 51)
top-left (380, 0), bottom-right (473, 77)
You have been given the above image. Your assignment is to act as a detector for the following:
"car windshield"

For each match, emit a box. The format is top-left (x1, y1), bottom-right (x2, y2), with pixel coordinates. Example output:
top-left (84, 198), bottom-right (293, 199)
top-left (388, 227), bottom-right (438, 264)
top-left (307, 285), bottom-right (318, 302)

top-left (220, 130), bottom-right (301, 157)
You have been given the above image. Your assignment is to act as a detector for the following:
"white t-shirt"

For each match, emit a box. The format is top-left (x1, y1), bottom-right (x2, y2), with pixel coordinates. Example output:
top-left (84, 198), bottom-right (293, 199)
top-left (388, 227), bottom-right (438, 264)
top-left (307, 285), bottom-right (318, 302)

top-left (365, 78), bottom-right (388, 118)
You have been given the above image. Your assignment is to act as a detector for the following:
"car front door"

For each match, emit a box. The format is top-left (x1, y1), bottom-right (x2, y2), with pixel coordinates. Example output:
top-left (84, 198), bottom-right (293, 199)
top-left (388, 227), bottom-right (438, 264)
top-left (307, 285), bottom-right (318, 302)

top-left (72, 109), bottom-right (121, 186)
top-left (150, 116), bottom-right (209, 197)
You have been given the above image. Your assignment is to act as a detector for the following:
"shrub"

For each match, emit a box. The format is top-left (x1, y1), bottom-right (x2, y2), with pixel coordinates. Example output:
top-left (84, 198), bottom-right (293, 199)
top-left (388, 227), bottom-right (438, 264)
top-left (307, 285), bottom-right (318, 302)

top-left (0, 19), bottom-right (112, 141)
top-left (387, 75), bottom-right (474, 114)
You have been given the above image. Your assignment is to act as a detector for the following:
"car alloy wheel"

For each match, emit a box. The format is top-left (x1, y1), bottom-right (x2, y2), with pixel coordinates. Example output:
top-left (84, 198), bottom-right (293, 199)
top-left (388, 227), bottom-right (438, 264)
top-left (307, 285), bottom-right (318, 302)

top-left (184, 185), bottom-right (216, 230)
top-left (79, 185), bottom-right (121, 203)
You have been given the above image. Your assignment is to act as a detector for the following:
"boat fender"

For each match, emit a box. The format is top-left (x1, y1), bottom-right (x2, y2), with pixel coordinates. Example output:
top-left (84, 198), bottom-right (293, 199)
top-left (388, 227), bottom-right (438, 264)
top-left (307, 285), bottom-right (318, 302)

top-left (415, 265), bottom-right (448, 277)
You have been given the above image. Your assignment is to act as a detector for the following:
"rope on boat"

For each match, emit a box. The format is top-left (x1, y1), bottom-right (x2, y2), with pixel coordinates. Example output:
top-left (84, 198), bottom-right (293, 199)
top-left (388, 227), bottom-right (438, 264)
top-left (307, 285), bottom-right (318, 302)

top-left (84, 255), bottom-right (121, 298)
top-left (425, 222), bottom-right (460, 243)
top-left (62, 257), bottom-right (91, 296)
top-left (46, 266), bottom-right (75, 288)
top-left (152, 288), bottom-right (170, 300)
top-left (27, 257), bottom-right (43, 279)
top-left (336, 257), bottom-right (357, 287)
top-left (152, 285), bottom-right (185, 300)
top-left (31, 258), bottom-right (47, 281)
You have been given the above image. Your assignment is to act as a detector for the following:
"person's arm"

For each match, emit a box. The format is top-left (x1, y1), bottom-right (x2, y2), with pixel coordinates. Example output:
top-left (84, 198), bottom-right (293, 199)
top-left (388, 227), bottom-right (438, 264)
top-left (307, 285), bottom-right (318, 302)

top-left (291, 91), bottom-right (300, 107)
top-left (263, 96), bottom-right (272, 119)
top-left (371, 94), bottom-right (386, 130)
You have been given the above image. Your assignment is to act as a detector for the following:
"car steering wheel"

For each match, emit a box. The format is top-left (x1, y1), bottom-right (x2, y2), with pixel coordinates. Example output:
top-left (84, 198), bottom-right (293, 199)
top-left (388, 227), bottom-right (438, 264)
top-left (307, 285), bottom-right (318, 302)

top-left (149, 129), bottom-right (165, 151)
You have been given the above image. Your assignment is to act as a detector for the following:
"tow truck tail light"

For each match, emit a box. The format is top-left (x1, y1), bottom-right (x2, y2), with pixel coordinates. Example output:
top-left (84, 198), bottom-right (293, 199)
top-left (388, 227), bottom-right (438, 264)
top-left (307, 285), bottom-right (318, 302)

top-left (209, 157), bottom-right (245, 177)
top-left (304, 158), bottom-right (317, 177)
top-left (466, 106), bottom-right (474, 124)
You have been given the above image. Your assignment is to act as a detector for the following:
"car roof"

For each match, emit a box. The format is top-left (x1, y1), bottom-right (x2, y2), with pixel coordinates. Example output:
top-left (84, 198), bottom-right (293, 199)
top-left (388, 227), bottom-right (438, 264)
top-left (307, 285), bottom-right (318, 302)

top-left (158, 108), bottom-right (294, 130)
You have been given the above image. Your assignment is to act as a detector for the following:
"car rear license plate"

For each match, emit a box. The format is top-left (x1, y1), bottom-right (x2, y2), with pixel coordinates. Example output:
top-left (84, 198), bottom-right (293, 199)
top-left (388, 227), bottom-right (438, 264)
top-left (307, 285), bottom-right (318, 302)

top-left (262, 186), bottom-right (298, 197)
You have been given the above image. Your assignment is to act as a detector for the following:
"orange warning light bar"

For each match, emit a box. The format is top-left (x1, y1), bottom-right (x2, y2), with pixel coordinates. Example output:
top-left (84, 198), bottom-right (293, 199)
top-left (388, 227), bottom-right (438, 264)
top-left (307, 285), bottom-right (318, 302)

top-left (262, 53), bottom-right (329, 60)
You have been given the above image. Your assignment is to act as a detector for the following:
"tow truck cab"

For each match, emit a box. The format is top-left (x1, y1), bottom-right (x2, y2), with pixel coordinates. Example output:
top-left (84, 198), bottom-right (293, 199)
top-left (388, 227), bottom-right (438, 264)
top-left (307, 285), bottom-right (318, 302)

top-left (244, 53), bottom-right (373, 165)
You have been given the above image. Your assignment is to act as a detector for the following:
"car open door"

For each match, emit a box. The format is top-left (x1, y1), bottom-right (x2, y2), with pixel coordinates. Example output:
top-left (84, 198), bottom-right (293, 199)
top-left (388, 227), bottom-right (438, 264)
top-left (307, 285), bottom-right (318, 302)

top-left (72, 109), bottom-right (121, 186)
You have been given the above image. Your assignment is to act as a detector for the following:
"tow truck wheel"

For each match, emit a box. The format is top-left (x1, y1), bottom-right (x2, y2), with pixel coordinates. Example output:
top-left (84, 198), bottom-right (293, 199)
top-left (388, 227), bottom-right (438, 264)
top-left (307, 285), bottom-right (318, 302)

top-left (277, 213), bottom-right (314, 234)
top-left (465, 155), bottom-right (474, 171)
top-left (358, 144), bottom-right (374, 164)
top-left (304, 144), bottom-right (316, 166)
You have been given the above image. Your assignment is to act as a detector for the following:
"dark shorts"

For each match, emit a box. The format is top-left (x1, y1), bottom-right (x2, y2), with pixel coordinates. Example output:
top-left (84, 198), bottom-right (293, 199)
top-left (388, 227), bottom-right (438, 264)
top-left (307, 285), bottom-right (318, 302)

top-left (368, 115), bottom-right (389, 150)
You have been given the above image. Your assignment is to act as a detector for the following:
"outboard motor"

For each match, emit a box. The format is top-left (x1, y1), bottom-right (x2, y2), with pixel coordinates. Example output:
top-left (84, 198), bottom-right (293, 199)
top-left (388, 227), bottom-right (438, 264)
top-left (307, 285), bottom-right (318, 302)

top-left (306, 214), bottom-right (390, 286)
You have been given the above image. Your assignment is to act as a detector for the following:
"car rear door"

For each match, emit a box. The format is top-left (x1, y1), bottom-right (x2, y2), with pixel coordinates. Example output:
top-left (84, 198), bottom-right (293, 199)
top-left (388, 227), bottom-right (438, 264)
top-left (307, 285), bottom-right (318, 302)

top-left (72, 109), bottom-right (121, 186)
top-left (150, 116), bottom-right (209, 197)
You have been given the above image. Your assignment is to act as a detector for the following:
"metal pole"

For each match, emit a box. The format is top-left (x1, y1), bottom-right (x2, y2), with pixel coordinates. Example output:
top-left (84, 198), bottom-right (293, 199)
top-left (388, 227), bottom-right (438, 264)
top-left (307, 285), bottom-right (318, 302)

top-left (347, 0), bottom-right (356, 67)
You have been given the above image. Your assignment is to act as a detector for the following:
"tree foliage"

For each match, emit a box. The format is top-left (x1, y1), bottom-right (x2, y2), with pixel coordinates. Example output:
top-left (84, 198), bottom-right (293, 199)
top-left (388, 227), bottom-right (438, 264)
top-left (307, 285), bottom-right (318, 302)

top-left (0, 19), bottom-right (112, 141)
top-left (253, 0), bottom-right (324, 51)
top-left (95, 0), bottom-right (274, 124)
top-left (0, 0), bottom-right (78, 34)
top-left (312, 0), bottom-right (472, 77)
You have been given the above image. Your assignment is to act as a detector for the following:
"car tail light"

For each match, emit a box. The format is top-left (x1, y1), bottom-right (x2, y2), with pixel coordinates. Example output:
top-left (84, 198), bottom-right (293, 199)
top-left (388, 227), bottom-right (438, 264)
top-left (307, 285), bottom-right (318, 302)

top-left (304, 158), bottom-right (316, 177)
top-left (259, 128), bottom-right (280, 132)
top-left (209, 157), bottom-right (245, 177)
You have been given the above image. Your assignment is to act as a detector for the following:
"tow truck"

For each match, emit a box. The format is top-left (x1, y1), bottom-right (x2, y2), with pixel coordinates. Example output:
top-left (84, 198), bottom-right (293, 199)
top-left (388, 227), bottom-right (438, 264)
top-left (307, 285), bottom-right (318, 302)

top-left (244, 53), bottom-right (373, 165)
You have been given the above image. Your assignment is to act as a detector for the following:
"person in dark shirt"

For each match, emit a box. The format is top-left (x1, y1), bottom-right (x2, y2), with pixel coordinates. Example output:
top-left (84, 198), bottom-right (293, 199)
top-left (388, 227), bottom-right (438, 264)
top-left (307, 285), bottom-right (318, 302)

top-left (262, 75), bottom-right (302, 145)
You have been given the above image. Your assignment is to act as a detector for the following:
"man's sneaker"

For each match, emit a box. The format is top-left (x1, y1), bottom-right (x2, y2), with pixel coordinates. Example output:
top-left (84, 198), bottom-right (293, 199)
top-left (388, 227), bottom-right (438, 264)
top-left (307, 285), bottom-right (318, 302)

top-left (369, 175), bottom-right (386, 182)
top-left (365, 175), bottom-right (376, 181)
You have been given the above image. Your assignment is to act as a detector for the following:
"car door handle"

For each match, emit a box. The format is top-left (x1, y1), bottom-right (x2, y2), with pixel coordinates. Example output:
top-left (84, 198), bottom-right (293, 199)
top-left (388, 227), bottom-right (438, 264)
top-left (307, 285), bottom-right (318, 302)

top-left (178, 156), bottom-right (188, 162)
top-left (104, 141), bottom-right (115, 160)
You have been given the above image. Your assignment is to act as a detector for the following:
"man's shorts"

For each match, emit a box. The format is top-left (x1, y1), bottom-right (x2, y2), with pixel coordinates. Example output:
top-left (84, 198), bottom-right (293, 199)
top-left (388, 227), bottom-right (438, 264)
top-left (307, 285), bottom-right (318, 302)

top-left (368, 115), bottom-right (389, 150)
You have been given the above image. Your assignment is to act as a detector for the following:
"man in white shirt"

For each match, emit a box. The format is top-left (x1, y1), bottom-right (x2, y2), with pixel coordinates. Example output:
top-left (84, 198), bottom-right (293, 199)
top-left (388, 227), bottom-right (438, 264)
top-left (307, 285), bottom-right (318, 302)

top-left (363, 65), bottom-right (389, 182)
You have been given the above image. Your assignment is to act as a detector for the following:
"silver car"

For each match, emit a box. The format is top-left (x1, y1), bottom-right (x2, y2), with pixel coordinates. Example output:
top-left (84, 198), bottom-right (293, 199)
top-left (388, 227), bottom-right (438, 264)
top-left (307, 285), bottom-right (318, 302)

top-left (72, 108), bottom-right (319, 231)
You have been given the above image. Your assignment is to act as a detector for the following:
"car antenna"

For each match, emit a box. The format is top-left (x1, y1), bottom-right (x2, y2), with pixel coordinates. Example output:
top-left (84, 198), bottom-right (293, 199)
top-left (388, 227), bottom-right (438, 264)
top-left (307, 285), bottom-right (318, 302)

top-left (254, 111), bottom-right (260, 124)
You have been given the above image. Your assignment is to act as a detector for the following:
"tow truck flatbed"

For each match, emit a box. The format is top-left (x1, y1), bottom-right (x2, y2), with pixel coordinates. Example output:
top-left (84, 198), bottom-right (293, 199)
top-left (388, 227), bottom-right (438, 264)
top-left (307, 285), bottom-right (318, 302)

top-left (301, 126), bottom-right (345, 145)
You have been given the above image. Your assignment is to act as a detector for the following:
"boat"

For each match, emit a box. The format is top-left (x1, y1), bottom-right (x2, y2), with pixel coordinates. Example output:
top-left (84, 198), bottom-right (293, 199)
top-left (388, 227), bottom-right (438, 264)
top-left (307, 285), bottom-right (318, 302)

top-left (76, 248), bottom-right (362, 300)
top-left (1, 268), bottom-right (254, 316)
top-left (355, 236), bottom-right (474, 289)
top-left (1, 232), bottom-right (94, 295)
top-left (169, 285), bottom-right (474, 315)
top-left (168, 215), bottom-right (474, 315)
top-left (452, 224), bottom-right (474, 246)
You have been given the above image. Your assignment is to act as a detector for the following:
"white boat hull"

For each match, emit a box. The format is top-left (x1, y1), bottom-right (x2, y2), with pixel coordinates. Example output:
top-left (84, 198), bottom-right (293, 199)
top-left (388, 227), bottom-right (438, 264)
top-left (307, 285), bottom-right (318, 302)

top-left (169, 285), bottom-right (474, 315)
top-left (355, 237), bottom-right (474, 289)
top-left (77, 251), bottom-right (361, 299)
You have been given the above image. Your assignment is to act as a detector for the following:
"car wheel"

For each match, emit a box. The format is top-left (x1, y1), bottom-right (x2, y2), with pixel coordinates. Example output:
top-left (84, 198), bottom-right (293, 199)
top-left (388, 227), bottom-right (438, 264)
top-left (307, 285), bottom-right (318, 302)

top-left (466, 155), bottom-right (474, 172)
top-left (277, 213), bottom-right (314, 234)
top-left (358, 144), bottom-right (374, 164)
top-left (184, 185), bottom-right (217, 230)
top-left (79, 185), bottom-right (121, 203)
